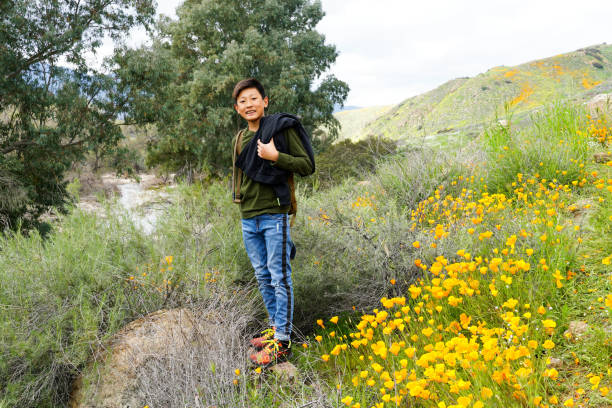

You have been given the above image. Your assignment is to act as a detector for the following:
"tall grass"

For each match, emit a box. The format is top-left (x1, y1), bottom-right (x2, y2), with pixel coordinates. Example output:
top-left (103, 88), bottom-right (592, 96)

top-left (0, 211), bottom-right (164, 406)
top-left (0, 197), bottom-right (256, 407)
top-left (483, 103), bottom-right (589, 194)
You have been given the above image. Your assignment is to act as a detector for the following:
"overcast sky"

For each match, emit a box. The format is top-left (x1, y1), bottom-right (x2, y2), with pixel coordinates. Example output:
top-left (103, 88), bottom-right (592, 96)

top-left (94, 0), bottom-right (612, 107)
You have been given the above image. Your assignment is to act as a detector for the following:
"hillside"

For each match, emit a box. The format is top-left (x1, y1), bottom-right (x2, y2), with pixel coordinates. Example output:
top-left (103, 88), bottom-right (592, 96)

top-left (334, 105), bottom-right (392, 141)
top-left (343, 43), bottom-right (612, 144)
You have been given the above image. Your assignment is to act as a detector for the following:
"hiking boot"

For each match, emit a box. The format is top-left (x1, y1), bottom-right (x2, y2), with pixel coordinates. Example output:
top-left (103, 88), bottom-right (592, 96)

top-left (250, 327), bottom-right (275, 350)
top-left (249, 339), bottom-right (291, 366)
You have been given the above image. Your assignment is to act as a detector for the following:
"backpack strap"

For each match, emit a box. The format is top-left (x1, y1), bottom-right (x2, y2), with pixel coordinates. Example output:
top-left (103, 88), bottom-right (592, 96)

top-left (232, 130), bottom-right (244, 203)
top-left (287, 172), bottom-right (297, 227)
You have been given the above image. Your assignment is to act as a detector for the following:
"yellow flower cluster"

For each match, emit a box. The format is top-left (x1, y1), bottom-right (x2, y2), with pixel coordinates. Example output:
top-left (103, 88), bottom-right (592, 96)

top-left (352, 193), bottom-right (378, 210)
top-left (316, 124), bottom-right (612, 407)
top-left (327, 253), bottom-right (564, 407)
top-left (126, 255), bottom-right (175, 293)
top-left (577, 116), bottom-right (612, 146)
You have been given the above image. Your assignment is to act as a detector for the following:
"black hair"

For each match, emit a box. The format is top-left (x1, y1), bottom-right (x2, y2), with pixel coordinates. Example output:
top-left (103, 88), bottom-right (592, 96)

top-left (232, 78), bottom-right (266, 102)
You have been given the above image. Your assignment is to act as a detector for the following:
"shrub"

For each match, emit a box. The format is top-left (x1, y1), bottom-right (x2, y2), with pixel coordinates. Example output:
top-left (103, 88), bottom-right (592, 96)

top-left (77, 291), bottom-right (258, 407)
top-left (374, 147), bottom-right (474, 212)
top-left (306, 136), bottom-right (397, 190)
top-left (0, 200), bottom-right (253, 407)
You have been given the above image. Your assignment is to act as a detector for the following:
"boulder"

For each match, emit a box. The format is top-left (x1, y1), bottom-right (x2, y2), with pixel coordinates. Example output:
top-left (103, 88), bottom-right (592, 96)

top-left (567, 199), bottom-right (594, 217)
top-left (269, 361), bottom-right (298, 382)
top-left (563, 320), bottom-right (589, 340)
top-left (586, 94), bottom-right (612, 119)
top-left (70, 308), bottom-right (218, 408)
top-left (594, 152), bottom-right (612, 163)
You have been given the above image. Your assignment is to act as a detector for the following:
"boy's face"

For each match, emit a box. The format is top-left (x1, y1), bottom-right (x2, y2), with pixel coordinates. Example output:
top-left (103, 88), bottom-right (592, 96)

top-left (234, 87), bottom-right (268, 125)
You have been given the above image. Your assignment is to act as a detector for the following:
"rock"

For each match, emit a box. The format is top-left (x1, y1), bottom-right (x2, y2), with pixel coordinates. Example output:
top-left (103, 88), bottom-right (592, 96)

top-left (269, 362), bottom-right (298, 381)
top-left (586, 94), bottom-right (612, 119)
top-left (564, 320), bottom-right (589, 340)
top-left (357, 180), bottom-right (371, 186)
top-left (567, 199), bottom-right (594, 217)
top-left (547, 357), bottom-right (563, 368)
top-left (70, 308), bottom-right (218, 408)
top-left (594, 152), bottom-right (612, 163)
top-left (139, 174), bottom-right (168, 189)
top-left (246, 348), bottom-right (298, 381)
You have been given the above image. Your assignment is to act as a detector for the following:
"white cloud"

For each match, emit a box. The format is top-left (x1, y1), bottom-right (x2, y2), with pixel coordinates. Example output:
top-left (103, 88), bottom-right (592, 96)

top-left (319, 0), bottom-right (612, 105)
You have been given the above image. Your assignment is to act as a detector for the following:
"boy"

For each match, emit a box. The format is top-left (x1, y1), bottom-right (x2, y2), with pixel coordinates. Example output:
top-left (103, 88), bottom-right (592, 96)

top-left (231, 78), bottom-right (314, 366)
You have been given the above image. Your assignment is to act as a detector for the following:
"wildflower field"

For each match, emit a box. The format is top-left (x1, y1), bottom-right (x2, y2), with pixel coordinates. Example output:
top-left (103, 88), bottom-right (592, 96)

top-left (0, 102), bottom-right (610, 407)
top-left (302, 105), bottom-right (612, 408)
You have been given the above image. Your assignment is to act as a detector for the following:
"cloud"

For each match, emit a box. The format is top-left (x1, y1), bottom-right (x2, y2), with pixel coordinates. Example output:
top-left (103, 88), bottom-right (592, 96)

top-left (318, 0), bottom-right (612, 106)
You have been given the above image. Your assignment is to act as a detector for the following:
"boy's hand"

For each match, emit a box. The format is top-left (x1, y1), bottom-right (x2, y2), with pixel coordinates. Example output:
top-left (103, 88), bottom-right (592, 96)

top-left (257, 137), bottom-right (279, 162)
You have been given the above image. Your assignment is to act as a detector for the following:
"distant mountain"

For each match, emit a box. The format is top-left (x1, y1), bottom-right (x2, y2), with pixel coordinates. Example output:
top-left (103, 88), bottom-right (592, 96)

top-left (338, 43), bottom-right (612, 145)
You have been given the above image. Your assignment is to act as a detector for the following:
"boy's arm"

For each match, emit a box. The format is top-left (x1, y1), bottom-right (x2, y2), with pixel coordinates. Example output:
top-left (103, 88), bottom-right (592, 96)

top-left (271, 127), bottom-right (313, 176)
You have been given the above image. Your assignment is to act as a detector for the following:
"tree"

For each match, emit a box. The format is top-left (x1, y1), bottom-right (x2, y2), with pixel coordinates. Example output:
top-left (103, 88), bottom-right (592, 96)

top-left (0, 0), bottom-right (155, 231)
top-left (114, 0), bottom-right (349, 174)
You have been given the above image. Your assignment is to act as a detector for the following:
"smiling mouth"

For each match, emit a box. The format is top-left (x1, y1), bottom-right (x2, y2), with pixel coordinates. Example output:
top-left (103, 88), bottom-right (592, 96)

top-left (246, 110), bottom-right (256, 115)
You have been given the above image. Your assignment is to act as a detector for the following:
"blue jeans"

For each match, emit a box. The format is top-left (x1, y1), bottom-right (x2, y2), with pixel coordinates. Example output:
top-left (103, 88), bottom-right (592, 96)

top-left (241, 213), bottom-right (294, 341)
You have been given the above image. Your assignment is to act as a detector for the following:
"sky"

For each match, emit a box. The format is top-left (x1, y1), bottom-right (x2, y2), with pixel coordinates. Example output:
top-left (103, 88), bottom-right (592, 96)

top-left (93, 0), bottom-right (612, 107)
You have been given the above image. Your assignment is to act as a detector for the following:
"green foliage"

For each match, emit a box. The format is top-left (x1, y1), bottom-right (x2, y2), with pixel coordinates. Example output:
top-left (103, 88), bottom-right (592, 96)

top-left (114, 0), bottom-right (349, 173)
top-left (0, 211), bottom-right (160, 407)
top-left (0, 0), bottom-right (155, 231)
top-left (375, 147), bottom-right (469, 210)
top-left (308, 136), bottom-right (397, 189)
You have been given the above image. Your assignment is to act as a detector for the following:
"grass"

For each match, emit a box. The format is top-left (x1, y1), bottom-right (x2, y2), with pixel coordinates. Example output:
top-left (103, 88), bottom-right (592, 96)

top-left (0, 100), bottom-right (611, 407)
top-left (483, 103), bottom-right (589, 194)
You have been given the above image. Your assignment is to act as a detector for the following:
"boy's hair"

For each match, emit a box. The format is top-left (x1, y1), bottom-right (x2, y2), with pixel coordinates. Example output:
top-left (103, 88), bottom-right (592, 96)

top-left (232, 78), bottom-right (266, 102)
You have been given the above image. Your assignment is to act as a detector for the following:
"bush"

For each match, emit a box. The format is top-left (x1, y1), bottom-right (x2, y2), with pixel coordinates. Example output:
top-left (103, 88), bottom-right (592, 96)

top-left (306, 136), bottom-right (397, 190)
top-left (0, 211), bottom-right (161, 407)
top-left (374, 147), bottom-right (474, 212)
top-left (77, 292), bottom-right (258, 407)
top-left (0, 199), bottom-right (252, 407)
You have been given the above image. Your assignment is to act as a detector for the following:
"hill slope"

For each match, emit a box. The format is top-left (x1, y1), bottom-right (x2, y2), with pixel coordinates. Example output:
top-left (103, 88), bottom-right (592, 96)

top-left (350, 43), bottom-right (612, 143)
top-left (333, 105), bottom-right (392, 141)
